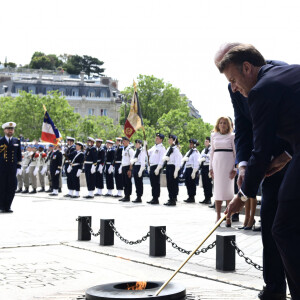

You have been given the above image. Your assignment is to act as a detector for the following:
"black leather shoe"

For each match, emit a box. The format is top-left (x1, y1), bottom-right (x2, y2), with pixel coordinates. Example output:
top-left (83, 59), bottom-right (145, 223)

top-left (94, 193), bottom-right (102, 197)
top-left (119, 197), bottom-right (130, 202)
top-left (72, 195), bottom-right (80, 198)
top-left (83, 195), bottom-right (94, 199)
top-left (208, 203), bottom-right (215, 208)
top-left (258, 286), bottom-right (286, 300)
top-left (104, 193), bottom-right (112, 197)
top-left (113, 194), bottom-right (122, 197)
top-left (29, 189), bottom-right (37, 194)
top-left (22, 189), bottom-right (29, 194)
top-left (244, 219), bottom-right (256, 230)
top-left (5, 209), bottom-right (13, 213)
top-left (164, 200), bottom-right (176, 206)
top-left (147, 199), bottom-right (159, 204)
top-left (15, 188), bottom-right (22, 193)
top-left (45, 188), bottom-right (53, 192)
top-left (200, 198), bottom-right (211, 204)
top-left (184, 198), bottom-right (195, 203)
top-left (38, 188), bottom-right (45, 192)
top-left (58, 188), bottom-right (62, 193)
top-left (49, 193), bottom-right (58, 196)
top-left (232, 213), bottom-right (240, 222)
top-left (64, 194), bottom-right (71, 197)
top-left (132, 197), bottom-right (142, 203)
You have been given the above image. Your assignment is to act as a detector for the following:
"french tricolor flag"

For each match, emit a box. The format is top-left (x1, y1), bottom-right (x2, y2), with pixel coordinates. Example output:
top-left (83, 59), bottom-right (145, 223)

top-left (41, 111), bottom-right (62, 145)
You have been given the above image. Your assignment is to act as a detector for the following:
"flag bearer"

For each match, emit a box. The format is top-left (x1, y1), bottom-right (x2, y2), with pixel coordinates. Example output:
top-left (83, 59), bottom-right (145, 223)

top-left (38, 145), bottom-right (47, 192)
top-left (45, 144), bottom-right (54, 192)
top-left (49, 144), bottom-right (62, 196)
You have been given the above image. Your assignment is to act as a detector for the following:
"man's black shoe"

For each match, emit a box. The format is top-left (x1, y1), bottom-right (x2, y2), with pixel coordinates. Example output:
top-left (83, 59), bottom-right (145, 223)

top-left (38, 188), bottom-right (45, 192)
top-left (147, 199), bottom-right (159, 205)
top-left (72, 195), bottom-right (80, 198)
top-left (258, 286), bottom-right (286, 300)
top-left (83, 195), bottom-right (94, 199)
top-left (164, 200), bottom-right (176, 206)
top-left (94, 193), bottom-right (102, 197)
top-left (113, 194), bottom-right (122, 197)
top-left (49, 193), bottom-right (58, 196)
top-left (132, 197), bottom-right (142, 203)
top-left (184, 198), bottom-right (195, 203)
top-left (22, 189), bottom-right (29, 194)
top-left (119, 197), bottom-right (130, 202)
top-left (15, 188), bottom-right (22, 193)
top-left (208, 203), bottom-right (215, 208)
top-left (5, 209), bottom-right (13, 213)
top-left (29, 189), bottom-right (37, 194)
top-left (104, 193), bottom-right (112, 197)
top-left (64, 194), bottom-right (71, 197)
top-left (58, 188), bottom-right (62, 193)
top-left (232, 213), bottom-right (240, 222)
top-left (45, 188), bottom-right (52, 192)
top-left (200, 198), bottom-right (211, 204)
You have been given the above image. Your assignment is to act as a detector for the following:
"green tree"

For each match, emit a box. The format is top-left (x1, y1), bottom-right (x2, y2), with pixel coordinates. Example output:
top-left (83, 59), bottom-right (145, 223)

top-left (29, 52), bottom-right (62, 70)
top-left (4, 62), bottom-right (17, 68)
top-left (120, 75), bottom-right (187, 126)
top-left (0, 91), bottom-right (80, 140)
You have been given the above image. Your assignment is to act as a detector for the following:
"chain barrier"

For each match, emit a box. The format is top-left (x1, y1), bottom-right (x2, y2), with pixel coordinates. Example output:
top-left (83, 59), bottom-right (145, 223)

top-left (230, 240), bottom-right (263, 271)
top-left (76, 217), bottom-right (101, 237)
top-left (109, 221), bottom-right (150, 245)
top-left (161, 229), bottom-right (216, 255)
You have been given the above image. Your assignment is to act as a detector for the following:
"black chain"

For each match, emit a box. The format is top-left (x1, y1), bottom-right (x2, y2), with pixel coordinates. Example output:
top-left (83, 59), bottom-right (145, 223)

top-left (109, 221), bottom-right (150, 245)
top-left (230, 240), bottom-right (263, 271)
top-left (76, 217), bottom-right (101, 237)
top-left (161, 229), bottom-right (216, 255)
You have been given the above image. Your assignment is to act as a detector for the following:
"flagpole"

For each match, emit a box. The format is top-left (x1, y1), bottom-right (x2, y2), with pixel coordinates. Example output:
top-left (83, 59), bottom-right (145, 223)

top-left (142, 127), bottom-right (150, 166)
top-left (43, 104), bottom-right (47, 113)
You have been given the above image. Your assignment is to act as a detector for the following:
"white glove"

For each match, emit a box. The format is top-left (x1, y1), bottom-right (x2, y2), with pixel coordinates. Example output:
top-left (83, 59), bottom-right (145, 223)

top-left (55, 170), bottom-right (60, 175)
top-left (108, 165), bottom-right (114, 174)
top-left (40, 166), bottom-right (47, 175)
top-left (173, 167), bottom-right (180, 179)
top-left (91, 164), bottom-right (96, 174)
top-left (198, 157), bottom-right (206, 163)
top-left (138, 166), bottom-right (145, 177)
top-left (16, 168), bottom-right (22, 176)
top-left (76, 169), bottom-right (82, 177)
top-left (25, 166), bottom-right (30, 174)
top-left (130, 158), bottom-right (138, 164)
top-left (67, 165), bottom-right (72, 173)
top-left (191, 168), bottom-right (197, 179)
top-left (154, 165), bottom-right (162, 176)
top-left (162, 155), bottom-right (170, 162)
top-left (143, 141), bottom-right (147, 146)
top-left (118, 166), bottom-right (122, 174)
top-left (33, 167), bottom-right (38, 176)
top-left (182, 156), bottom-right (189, 162)
top-left (98, 164), bottom-right (103, 173)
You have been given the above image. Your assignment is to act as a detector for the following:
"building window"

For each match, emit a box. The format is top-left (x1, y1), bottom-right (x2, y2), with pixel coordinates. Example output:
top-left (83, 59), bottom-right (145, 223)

top-left (46, 87), bottom-right (52, 94)
top-left (28, 86), bottom-right (36, 94)
top-left (88, 108), bottom-right (95, 116)
top-left (72, 89), bottom-right (79, 96)
top-left (88, 90), bottom-right (95, 97)
top-left (100, 90), bottom-right (108, 98)
top-left (16, 87), bottom-right (22, 93)
top-left (60, 89), bottom-right (66, 96)
top-left (100, 109), bottom-right (107, 116)
top-left (74, 107), bottom-right (79, 113)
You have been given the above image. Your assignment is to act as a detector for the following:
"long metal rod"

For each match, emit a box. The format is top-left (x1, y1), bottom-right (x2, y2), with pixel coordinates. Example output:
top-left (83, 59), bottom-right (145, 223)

top-left (155, 214), bottom-right (227, 296)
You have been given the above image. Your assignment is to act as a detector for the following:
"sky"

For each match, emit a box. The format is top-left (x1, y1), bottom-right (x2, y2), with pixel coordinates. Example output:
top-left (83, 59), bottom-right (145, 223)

top-left (1, 0), bottom-right (300, 124)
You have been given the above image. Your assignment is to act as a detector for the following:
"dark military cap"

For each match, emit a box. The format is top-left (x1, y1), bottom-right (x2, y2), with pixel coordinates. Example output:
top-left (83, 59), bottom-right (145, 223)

top-left (189, 138), bottom-right (198, 144)
top-left (156, 133), bottom-right (165, 140)
top-left (122, 136), bottom-right (130, 141)
top-left (169, 134), bottom-right (177, 140)
top-left (205, 136), bottom-right (211, 142)
top-left (135, 139), bottom-right (143, 144)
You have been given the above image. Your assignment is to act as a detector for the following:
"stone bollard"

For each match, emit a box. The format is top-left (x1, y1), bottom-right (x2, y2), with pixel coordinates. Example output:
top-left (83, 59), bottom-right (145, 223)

top-left (149, 226), bottom-right (166, 257)
top-left (77, 216), bottom-right (92, 241)
top-left (100, 219), bottom-right (115, 246)
top-left (216, 234), bottom-right (235, 271)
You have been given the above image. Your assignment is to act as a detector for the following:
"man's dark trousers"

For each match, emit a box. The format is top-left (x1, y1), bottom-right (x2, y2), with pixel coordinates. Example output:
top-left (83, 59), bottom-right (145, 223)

top-left (261, 168), bottom-right (287, 294)
top-left (201, 165), bottom-right (212, 199)
top-left (0, 165), bottom-right (17, 210)
top-left (133, 165), bottom-right (143, 197)
top-left (122, 166), bottom-right (132, 198)
top-left (185, 167), bottom-right (196, 197)
top-left (166, 165), bottom-right (178, 199)
top-left (150, 165), bottom-right (160, 200)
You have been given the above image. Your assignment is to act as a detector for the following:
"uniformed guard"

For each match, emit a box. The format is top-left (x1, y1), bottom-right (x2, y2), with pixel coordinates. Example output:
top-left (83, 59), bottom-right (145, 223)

top-left (49, 144), bottom-right (62, 196)
top-left (83, 137), bottom-right (97, 198)
top-left (199, 137), bottom-right (213, 205)
top-left (16, 145), bottom-right (28, 193)
top-left (27, 145), bottom-right (40, 194)
top-left (21, 144), bottom-right (33, 193)
top-left (130, 139), bottom-right (146, 203)
top-left (147, 133), bottom-right (166, 204)
top-left (45, 144), bottom-right (54, 192)
top-left (119, 137), bottom-right (134, 202)
top-left (63, 137), bottom-right (76, 197)
top-left (113, 137), bottom-right (123, 197)
top-left (163, 135), bottom-right (182, 206)
top-left (0, 122), bottom-right (22, 213)
top-left (68, 141), bottom-right (85, 198)
top-left (104, 140), bottom-right (115, 196)
top-left (182, 139), bottom-right (201, 203)
top-left (95, 138), bottom-right (105, 196)
top-left (38, 145), bottom-right (47, 192)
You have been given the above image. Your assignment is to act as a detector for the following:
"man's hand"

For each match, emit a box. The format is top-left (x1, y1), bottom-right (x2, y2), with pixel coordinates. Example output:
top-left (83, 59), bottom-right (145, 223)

top-left (224, 195), bottom-right (246, 219)
top-left (237, 166), bottom-right (246, 189)
top-left (209, 169), bottom-right (214, 179)
top-left (229, 169), bottom-right (237, 179)
top-left (266, 152), bottom-right (291, 177)
top-left (127, 169), bottom-right (132, 178)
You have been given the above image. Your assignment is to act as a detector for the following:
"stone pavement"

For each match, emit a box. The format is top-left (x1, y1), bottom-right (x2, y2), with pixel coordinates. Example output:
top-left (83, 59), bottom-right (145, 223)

top-left (0, 181), bottom-right (291, 300)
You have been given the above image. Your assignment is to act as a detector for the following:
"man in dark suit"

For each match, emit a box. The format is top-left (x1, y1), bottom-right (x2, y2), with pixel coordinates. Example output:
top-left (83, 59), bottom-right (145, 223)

top-left (216, 43), bottom-right (300, 300)
top-left (49, 144), bottom-right (62, 196)
top-left (0, 122), bottom-right (22, 213)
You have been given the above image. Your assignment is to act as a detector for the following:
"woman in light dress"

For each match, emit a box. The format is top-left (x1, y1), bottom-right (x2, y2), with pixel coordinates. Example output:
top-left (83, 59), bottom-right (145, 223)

top-left (209, 117), bottom-right (236, 226)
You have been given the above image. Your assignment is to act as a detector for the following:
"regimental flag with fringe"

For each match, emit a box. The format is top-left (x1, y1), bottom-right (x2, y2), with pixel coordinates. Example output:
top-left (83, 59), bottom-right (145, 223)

top-left (124, 82), bottom-right (144, 139)
top-left (41, 108), bottom-right (62, 145)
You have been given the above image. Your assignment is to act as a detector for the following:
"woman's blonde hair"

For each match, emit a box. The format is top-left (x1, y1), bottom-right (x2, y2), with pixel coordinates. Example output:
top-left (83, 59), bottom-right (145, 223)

top-left (214, 116), bottom-right (233, 134)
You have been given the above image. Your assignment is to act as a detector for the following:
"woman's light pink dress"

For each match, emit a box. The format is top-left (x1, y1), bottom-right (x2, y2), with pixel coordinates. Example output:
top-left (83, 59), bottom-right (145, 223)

top-left (209, 132), bottom-right (236, 201)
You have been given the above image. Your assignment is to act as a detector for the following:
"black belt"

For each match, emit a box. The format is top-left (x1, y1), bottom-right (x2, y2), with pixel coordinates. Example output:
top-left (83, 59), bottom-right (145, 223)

top-left (214, 149), bottom-right (233, 152)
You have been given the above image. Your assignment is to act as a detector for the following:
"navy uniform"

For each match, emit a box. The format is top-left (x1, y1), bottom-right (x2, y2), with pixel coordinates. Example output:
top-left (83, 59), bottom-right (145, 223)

top-left (49, 145), bottom-right (62, 196)
top-left (113, 137), bottom-right (124, 197)
top-left (119, 137), bottom-right (135, 202)
top-left (69, 142), bottom-right (85, 198)
top-left (163, 135), bottom-right (182, 206)
top-left (83, 137), bottom-right (97, 198)
top-left (95, 139), bottom-right (105, 196)
top-left (183, 139), bottom-right (200, 203)
top-left (199, 137), bottom-right (213, 204)
top-left (45, 145), bottom-right (54, 192)
top-left (63, 137), bottom-right (76, 197)
top-left (104, 140), bottom-right (115, 196)
top-left (0, 122), bottom-right (22, 213)
top-left (131, 139), bottom-right (146, 203)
